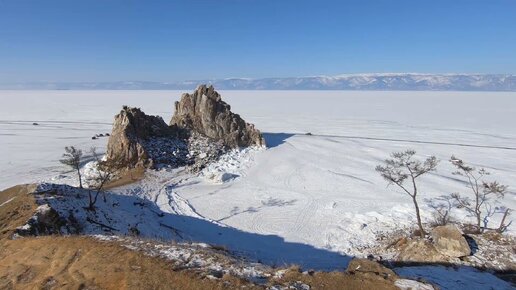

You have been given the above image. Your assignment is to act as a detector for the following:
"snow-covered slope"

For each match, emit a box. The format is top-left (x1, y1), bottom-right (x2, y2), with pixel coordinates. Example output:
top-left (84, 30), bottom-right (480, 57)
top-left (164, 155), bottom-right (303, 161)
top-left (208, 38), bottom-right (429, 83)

top-left (2, 73), bottom-right (516, 91)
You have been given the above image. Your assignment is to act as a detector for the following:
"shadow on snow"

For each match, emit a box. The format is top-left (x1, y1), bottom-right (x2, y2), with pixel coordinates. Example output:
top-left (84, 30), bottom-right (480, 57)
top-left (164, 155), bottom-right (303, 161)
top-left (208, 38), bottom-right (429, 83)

top-left (32, 184), bottom-right (516, 288)
top-left (35, 183), bottom-right (349, 271)
top-left (262, 132), bottom-right (295, 148)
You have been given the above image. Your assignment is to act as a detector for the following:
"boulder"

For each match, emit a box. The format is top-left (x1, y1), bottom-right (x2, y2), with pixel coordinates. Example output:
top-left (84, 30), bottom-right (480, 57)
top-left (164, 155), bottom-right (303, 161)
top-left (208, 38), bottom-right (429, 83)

top-left (397, 239), bottom-right (449, 263)
top-left (106, 106), bottom-right (180, 168)
top-left (431, 225), bottom-right (471, 258)
top-left (170, 85), bottom-right (266, 148)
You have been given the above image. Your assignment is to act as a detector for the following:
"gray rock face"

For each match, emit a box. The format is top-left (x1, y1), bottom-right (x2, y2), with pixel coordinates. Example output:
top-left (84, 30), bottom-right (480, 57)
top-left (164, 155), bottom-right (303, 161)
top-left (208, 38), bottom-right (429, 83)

top-left (106, 106), bottom-right (180, 168)
top-left (431, 225), bottom-right (471, 258)
top-left (170, 85), bottom-right (265, 148)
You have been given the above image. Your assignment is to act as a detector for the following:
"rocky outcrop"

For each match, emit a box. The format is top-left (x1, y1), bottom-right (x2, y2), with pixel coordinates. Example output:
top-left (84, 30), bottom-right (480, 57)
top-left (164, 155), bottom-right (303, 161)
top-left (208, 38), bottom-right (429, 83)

top-left (15, 204), bottom-right (65, 236)
top-left (170, 85), bottom-right (265, 148)
top-left (431, 225), bottom-right (471, 258)
top-left (106, 106), bottom-right (182, 168)
top-left (105, 86), bottom-right (266, 170)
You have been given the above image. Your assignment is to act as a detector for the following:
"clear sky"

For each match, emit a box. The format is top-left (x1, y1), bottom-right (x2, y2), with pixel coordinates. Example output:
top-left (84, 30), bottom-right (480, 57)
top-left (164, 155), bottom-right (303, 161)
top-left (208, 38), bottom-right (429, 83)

top-left (0, 0), bottom-right (515, 82)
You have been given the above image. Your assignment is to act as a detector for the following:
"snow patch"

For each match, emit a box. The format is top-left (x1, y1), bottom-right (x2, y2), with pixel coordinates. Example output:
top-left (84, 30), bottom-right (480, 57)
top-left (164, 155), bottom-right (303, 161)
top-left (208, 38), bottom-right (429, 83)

top-left (0, 197), bottom-right (16, 207)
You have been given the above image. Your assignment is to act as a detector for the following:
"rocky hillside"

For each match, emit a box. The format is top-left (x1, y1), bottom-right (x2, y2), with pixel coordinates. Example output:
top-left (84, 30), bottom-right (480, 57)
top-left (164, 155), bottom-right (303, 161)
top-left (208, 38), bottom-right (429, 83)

top-left (0, 185), bottom-right (431, 290)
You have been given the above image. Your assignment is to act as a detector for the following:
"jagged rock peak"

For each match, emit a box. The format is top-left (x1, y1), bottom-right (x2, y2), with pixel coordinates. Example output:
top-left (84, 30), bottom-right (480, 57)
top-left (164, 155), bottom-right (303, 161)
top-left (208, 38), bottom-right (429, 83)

top-left (106, 106), bottom-right (179, 168)
top-left (115, 106), bottom-right (175, 139)
top-left (170, 85), bottom-right (266, 148)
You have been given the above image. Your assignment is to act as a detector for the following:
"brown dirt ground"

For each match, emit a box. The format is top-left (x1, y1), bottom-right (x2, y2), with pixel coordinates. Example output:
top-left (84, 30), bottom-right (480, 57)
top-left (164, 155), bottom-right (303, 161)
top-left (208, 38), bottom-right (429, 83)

top-left (0, 184), bottom-right (38, 240)
top-left (271, 261), bottom-right (400, 290)
top-left (0, 236), bottom-right (260, 290)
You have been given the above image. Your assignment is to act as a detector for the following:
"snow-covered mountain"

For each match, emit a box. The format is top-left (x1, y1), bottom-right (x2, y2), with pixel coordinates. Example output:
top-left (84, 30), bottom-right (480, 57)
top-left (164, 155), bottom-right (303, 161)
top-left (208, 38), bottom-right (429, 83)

top-left (2, 73), bottom-right (516, 91)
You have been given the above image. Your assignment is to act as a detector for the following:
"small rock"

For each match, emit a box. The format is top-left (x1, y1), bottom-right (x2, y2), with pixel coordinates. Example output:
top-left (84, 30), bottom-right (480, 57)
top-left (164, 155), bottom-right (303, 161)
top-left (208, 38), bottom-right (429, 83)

top-left (290, 281), bottom-right (310, 290)
top-left (207, 269), bottom-right (224, 279)
top-left (209, 172), bottom-right (239, 183)
top-left (346, 258), bottom-right (396, 280)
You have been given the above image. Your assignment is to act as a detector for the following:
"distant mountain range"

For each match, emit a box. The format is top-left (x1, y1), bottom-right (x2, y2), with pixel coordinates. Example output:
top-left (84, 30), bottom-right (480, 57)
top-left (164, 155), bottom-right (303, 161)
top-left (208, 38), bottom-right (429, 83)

top-left (2, 74), bottom-right (516, 91)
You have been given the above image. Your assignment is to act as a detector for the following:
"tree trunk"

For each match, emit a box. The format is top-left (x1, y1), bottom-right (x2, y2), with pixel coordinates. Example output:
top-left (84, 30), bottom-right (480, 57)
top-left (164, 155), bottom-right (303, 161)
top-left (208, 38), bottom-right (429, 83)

top-left (412, 196), bottom-right (425, 237)
top-left (87, 190), bottom-right (94, 211)
top-left (476, 212), bottom-right (482, 233)
top-left (497, 208), bottom-right (510, 233)
top-left (77, 167), bottom-right (83, 188)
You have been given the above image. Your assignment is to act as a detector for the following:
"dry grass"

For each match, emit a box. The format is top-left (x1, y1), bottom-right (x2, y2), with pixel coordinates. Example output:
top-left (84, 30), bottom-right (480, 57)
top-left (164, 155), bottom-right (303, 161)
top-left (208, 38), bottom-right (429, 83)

top-left (270, 267), bottom-right (399, 290)
top-left (0, 184), bottom-right (38, 240)
top-left (0, 185), bottom-right (260, 290)
top-left (104, 167), bottom-right (146, 189)
top-left (0, 236), bottom-right (261, 290)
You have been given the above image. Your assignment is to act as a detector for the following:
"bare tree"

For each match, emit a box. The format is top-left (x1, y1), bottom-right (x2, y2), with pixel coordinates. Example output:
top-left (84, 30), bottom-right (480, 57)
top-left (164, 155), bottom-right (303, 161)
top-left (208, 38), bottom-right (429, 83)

top-left (425, 195), bottom-right (457, 226)
top-left (85, 147), bottom-right (124, 210)
top-left (497, 208), bottom-right (512, 233)
top-left (60, 146), bottom-right (84, 188)
top-left (449, 156), bottom-right (508, 233)
top-left (376, 150), bottom-right (438, 237)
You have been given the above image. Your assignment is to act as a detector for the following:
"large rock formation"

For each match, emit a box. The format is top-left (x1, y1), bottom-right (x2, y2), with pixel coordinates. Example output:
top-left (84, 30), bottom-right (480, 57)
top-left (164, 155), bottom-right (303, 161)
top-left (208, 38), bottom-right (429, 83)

top-left (105, 106), bottom-right (184, 168)
top-left (105, 86), bottom-right (266, 170)
top-left (170, 85), bottom-right (265, 148)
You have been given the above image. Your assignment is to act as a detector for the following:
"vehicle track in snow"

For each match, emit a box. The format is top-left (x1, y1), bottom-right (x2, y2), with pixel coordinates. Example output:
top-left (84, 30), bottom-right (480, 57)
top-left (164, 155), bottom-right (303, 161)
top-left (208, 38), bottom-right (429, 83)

top-left (120, 170), bottom-right (214, 224)
top-left (300, 133), bottom-right (516, 151)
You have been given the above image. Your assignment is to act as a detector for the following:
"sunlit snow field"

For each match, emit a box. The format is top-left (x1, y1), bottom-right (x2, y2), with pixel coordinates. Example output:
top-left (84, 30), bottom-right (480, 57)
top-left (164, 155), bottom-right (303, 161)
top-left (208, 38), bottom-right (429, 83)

top-left (1, 90), bottom-right (516, 259)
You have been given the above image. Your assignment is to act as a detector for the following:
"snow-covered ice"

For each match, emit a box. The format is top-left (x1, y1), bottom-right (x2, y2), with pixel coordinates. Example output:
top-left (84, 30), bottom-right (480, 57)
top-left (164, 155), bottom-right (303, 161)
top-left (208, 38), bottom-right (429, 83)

top-left (1, 90), bottom-right (516, 272)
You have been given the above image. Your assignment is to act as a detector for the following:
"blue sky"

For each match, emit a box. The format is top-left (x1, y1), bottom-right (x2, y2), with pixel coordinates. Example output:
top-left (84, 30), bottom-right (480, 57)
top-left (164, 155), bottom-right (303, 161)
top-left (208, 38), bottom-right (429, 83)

top-left (0, 0), bottom-right (515, 82)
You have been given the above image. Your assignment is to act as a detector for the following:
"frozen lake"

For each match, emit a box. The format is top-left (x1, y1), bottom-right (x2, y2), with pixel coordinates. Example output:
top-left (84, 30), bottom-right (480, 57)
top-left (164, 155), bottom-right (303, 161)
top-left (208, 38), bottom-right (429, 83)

top-left (1, 90), bottom-right (515, 189)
